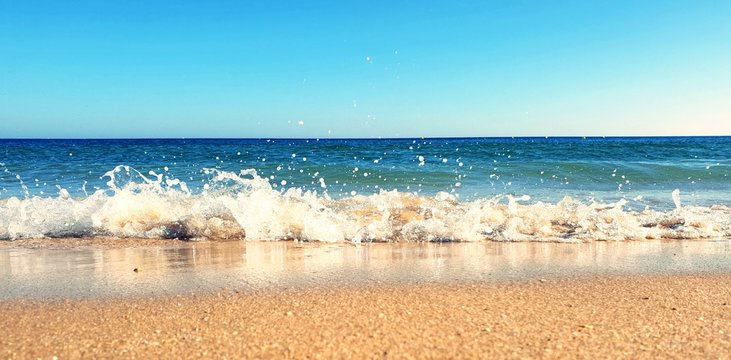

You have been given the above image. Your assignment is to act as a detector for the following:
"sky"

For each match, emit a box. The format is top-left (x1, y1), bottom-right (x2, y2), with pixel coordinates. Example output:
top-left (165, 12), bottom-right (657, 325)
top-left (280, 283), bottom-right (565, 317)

top-left (1, 0), bottom-right (730, 138)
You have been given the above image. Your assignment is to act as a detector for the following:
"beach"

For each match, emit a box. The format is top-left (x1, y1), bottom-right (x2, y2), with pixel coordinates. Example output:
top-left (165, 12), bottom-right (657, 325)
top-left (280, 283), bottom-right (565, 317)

top-left (1, 239), bottom-right (731, 358)
top-left (2, 274), bottom-right (730, 359)
top-left (3, 239), bottom-right (731, 299)
top-left (2, 137), bottom-right (731, 357)
top-left (4, 0), bottom-right (731, 356)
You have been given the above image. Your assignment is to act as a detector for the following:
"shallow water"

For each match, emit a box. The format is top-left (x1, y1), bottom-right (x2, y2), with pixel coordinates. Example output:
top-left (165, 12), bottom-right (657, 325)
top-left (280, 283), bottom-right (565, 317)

top-left (1, 137), bottom-right (730, 242)
top-left (2, 239), bottom-right (730, 299)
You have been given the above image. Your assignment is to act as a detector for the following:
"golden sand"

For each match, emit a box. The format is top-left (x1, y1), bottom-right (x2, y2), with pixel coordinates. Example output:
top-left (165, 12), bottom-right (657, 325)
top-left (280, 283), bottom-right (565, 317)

top-left (2, 275), bottom-right (730, 359)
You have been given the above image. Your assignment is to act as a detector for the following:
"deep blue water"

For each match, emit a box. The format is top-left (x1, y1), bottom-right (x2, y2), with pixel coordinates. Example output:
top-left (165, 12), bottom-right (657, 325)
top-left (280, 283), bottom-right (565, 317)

top-left (1, 137), bottom-right (730, 210)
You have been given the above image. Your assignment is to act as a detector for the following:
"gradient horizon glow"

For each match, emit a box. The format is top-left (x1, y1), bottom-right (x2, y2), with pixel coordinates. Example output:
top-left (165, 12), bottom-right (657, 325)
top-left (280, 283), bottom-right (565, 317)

top-left (1, 0), bottom-right (730, 138)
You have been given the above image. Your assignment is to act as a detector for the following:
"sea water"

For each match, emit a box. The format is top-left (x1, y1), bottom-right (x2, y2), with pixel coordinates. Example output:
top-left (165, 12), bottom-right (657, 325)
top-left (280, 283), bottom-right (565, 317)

top-left (1, 137), bottom-right (730, 241)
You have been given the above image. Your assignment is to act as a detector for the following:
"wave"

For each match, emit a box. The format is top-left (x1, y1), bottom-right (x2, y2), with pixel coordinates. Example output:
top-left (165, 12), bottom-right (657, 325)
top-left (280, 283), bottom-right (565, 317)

top-left (1, 166), bottom-right (730, 242)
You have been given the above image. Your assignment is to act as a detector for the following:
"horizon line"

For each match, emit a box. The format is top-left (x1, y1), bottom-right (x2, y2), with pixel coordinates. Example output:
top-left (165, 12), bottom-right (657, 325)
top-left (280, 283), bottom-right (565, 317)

top-left (0, 135), bottom-right (730, 141)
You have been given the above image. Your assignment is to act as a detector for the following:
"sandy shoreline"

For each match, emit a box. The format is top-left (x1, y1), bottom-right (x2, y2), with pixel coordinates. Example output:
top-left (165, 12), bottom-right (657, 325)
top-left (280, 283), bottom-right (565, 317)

top-left (2, 239), bottom-right (730, 357)
top-left (3, 239), bottom-right (731, 299)
top-left (2, 274), bottom-right (730, 359)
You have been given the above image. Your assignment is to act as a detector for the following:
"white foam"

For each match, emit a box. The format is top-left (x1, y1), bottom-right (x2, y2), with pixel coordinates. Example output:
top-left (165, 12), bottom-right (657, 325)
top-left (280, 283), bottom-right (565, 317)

top-left (672, 188), bottom-right (681, 209)
top-left (1, 166), bottom-right (730, 242)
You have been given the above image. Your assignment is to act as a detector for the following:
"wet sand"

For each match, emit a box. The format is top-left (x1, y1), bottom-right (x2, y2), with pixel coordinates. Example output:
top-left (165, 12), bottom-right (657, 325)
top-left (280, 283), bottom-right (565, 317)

top-left (1, 275), bottom-right (730, 359)
top-left (2, 239), bottom-right (731, 299)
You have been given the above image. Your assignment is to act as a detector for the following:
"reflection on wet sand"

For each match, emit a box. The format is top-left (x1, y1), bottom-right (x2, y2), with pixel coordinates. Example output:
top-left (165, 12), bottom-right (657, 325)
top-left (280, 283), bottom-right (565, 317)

top-left (1, 240), bottom-right (730, 299)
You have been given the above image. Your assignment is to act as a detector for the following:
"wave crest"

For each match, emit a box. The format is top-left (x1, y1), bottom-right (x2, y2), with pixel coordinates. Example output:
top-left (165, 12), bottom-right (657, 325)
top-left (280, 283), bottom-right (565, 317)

top-left (1, 166), bottom-right (730, 242)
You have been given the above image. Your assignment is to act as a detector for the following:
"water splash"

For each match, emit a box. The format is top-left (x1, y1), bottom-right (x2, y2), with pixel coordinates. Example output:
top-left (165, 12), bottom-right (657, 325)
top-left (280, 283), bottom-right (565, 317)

top-left (1, 166), bottom-right (730, 242)
top-left (672, 188), bottom-right (681, 209)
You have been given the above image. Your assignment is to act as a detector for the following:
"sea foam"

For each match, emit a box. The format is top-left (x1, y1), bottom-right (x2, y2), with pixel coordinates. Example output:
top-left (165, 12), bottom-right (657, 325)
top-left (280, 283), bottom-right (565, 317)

top-left (1, 166), bottom-right (730, 242)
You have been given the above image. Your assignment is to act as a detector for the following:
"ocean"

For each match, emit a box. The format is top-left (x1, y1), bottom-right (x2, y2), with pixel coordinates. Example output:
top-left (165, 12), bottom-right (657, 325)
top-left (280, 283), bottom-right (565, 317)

top-left (1, 137), bottom-right (730, 242)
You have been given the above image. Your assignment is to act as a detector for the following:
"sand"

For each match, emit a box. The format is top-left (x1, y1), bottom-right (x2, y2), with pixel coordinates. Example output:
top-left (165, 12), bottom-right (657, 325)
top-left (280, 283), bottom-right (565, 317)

top-left (2, 274), bottom-right (730, 359)
top-left (4, 239), bottom-right (731, 299)
top-left (0, 237), bottom-right (191, 250)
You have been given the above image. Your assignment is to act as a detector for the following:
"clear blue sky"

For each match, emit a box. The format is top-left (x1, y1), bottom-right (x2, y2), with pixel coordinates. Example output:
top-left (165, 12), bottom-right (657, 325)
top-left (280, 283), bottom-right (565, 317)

top-left (1, 0), bottom-right (729, 138)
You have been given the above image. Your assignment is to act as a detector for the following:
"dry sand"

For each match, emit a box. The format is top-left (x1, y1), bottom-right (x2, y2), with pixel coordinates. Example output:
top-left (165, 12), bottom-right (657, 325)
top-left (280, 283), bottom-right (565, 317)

top-left (2, 274), bottom-right (730, 359)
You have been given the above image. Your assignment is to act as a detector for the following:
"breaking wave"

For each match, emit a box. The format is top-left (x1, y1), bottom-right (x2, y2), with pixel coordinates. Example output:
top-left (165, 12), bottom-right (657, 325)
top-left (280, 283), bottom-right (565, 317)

top-left (1, 166), bottom-right (730, 242)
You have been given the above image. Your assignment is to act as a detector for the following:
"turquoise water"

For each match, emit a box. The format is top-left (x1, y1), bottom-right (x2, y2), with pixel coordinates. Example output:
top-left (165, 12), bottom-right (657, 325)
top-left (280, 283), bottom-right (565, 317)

top-left (1, 137), bottom-right (730, 241)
